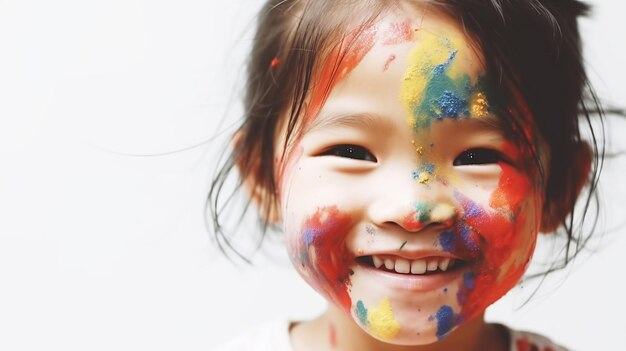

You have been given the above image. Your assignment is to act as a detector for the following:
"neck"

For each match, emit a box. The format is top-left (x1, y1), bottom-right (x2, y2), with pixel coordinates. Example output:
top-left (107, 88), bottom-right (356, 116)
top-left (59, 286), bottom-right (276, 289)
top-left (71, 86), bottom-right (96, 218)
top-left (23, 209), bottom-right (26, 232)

top-left (290, 305), bottom-right (508, 351)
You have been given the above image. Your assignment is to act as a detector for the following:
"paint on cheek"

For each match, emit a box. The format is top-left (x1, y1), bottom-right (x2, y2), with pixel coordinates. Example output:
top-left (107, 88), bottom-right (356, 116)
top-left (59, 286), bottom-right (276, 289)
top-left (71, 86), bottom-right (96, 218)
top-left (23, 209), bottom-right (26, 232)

top-left (293, 206), bottom-right (354, 312)
top-left (354, 299), bottom-right (402, 341)
top-left (443, 172), bottom-right (535, 322)
top-left (490, 162), bottom-right (531, 216)
top-left (434, 305), bottom-right (457, 340)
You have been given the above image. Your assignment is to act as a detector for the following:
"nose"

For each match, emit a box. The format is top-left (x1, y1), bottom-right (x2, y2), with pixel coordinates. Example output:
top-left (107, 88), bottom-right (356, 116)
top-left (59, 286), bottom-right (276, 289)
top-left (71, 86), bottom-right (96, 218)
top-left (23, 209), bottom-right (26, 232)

top-left (366, 174), bottom-right (457, 233)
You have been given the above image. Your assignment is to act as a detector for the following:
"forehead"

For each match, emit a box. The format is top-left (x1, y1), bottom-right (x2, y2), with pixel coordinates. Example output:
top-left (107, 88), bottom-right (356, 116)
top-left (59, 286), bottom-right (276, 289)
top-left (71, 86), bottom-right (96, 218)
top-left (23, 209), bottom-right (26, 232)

top-left (312, 7), bottom-right (492, 126)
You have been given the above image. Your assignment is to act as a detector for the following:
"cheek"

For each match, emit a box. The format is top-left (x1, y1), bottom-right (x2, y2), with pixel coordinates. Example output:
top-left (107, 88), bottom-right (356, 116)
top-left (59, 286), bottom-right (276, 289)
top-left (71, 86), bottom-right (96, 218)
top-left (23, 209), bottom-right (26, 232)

top-left (285, 206), bottom-right (355, 312)
top-left (439, 162), bottom-right (540, 321)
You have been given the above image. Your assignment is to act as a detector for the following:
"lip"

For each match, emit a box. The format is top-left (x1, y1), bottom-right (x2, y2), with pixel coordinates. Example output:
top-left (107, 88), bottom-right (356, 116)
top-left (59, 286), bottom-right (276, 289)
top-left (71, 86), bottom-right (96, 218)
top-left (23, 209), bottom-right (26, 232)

top-left (357, 249), bottom-right (463, 261)
top-left (354, 254), bottom-right (469, 292)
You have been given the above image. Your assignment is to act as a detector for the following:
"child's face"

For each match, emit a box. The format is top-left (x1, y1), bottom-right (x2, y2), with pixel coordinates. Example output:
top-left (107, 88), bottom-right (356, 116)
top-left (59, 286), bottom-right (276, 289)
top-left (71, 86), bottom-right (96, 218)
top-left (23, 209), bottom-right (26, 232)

top-left (277, 7), bottom-right (546, 346)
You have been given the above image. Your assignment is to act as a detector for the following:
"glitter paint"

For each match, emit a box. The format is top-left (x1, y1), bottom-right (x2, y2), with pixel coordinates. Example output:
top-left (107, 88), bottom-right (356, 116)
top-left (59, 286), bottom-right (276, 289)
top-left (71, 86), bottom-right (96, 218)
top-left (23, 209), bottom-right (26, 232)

top-left (400, 33), bottom-right (496, 131)
top-left (292, 206), bottom-right (354, 311)
top-left (435, 305), bottom-right (456, 340)
top-left (367, 298), bottom-right (402, 341)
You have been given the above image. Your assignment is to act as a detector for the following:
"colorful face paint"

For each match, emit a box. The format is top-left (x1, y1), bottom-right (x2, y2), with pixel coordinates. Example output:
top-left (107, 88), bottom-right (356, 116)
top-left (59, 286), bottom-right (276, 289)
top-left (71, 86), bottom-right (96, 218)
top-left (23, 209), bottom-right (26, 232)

top-left (354, 298), bottom-right (402, 341)
top-left (279, 9), bottom-right (544, 347)
top-left (289, 206), bottom-right (354, 311)
top-left (400, 32), bottom-right (498, 131)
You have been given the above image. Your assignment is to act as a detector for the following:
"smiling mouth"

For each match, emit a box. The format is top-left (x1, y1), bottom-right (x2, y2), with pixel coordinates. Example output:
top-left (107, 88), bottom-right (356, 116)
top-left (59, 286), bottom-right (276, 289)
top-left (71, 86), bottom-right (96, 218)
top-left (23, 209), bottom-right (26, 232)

top-left (357, 255), bottom-right (466, 276)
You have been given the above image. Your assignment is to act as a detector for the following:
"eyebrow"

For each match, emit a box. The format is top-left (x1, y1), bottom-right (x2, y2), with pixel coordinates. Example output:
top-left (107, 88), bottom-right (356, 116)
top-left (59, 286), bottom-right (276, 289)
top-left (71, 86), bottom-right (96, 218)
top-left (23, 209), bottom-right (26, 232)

top-left (305, 112), bottom-right (396, 134)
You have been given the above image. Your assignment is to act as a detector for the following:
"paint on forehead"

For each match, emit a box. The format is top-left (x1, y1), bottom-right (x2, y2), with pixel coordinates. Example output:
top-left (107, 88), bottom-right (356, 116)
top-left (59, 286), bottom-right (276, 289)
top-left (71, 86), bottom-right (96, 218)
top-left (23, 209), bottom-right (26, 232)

top-left (400, 32), bottom-right (496, 131)
top-left (355, 298), bottom-right (401, 341)
top-left (305, 19), bottom-right (418, 128)
top-left (383, 54), bottom-right (397, 71)
top-left (291, 206), bottom-right (354, 312)
top-left (304, 23), bottom-right (378, 127)
top-left (382, 18), bottom-right (417, 45)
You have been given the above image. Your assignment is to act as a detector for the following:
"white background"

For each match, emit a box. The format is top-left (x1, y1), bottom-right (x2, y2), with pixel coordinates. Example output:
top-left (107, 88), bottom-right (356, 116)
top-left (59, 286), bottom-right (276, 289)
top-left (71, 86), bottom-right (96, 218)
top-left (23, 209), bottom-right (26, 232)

top-left (1, 0), bottom-right (625, 350)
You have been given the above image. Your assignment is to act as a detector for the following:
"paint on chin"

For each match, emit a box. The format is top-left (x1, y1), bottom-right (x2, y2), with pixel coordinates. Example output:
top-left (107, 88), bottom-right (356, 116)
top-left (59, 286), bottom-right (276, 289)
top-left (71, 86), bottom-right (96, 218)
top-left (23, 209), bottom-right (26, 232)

top-left (434, 305), bottom-right (457, 340)
top-left (291, 206), bottom-right (354, 312)
top-left (354, 298), bottom-right (402, 341)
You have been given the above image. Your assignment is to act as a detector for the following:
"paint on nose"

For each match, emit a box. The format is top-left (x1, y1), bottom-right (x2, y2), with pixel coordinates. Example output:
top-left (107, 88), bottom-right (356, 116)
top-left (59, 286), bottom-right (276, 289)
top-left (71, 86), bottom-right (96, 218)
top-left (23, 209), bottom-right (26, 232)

top-left (401, 202), bottom-right (456, 231)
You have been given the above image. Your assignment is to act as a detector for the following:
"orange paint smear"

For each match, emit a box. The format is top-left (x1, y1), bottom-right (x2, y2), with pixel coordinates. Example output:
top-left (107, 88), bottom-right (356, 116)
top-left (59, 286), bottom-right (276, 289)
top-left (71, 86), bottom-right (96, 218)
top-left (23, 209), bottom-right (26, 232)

top-left (382, 19), bottom-right (416, 45)
top-left (303, 23), bottom-right (377, 127)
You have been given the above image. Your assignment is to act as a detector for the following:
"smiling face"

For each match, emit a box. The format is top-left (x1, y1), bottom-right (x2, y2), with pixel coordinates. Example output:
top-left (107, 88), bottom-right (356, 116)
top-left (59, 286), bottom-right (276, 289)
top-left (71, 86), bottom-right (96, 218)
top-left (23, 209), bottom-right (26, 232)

top-left (276, 6), bottom-right (546, 346)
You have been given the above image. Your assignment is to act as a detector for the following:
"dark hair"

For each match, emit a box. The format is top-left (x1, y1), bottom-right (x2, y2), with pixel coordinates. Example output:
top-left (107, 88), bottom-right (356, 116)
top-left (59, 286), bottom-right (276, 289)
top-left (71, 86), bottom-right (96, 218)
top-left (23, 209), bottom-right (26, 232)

top-left (208, 0), bottom-right (606, 272)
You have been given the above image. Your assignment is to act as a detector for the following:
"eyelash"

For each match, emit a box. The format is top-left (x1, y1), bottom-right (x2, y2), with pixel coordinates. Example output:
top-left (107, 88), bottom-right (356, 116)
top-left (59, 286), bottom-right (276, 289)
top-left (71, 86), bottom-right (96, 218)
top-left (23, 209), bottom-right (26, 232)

top-left (453, 148), bottom-right (506, 166)
top-left (319, 144), bottom-right (378, 162)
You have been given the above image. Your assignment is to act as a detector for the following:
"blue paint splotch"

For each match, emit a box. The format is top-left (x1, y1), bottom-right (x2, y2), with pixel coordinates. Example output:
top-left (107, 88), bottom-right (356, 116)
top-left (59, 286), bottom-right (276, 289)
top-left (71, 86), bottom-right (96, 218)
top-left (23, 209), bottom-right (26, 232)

top-left (463, 272), bottom-right (475, 290)
top-left (457, 272), bottom-right (476, 305)
top-left (355, 300), bottom-right (368, 326)
top-left (439, 230), bottom-right (456, 252)
top-left (435, 305), bottom-right (456, 340)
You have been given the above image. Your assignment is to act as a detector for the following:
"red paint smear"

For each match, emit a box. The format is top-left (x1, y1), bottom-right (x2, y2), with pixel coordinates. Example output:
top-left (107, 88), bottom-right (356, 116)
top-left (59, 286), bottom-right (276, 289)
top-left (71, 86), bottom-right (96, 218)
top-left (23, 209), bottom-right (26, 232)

top-left (383, 54), bottom-right (396, 71)
top-left (400, 213), bottom-right (424, 231)
top-left (489, 162), bottom-right (530, 213)
top-left (448, 158), bottom-right (535, 322)
top-left (298, 206), bottom-right (354, 312)
top-left (303, 22), bottom-right (377, 127)
top-left (329, 322), bottom-right (337, 348)
top-left (382, 19), bottom-right (415, 45)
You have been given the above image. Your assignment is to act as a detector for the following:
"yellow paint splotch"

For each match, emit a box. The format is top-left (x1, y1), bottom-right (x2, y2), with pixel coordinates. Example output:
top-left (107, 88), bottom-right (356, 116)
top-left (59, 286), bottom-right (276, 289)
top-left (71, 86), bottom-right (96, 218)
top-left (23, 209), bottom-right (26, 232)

top-left (367, 297), bottom-right (401, 341)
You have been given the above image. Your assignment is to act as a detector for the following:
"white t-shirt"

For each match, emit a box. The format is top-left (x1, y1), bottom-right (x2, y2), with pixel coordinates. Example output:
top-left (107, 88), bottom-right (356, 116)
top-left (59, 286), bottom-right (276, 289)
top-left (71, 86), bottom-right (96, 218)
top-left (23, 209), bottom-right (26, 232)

top-left (211, 319), bottom-right (568, 351)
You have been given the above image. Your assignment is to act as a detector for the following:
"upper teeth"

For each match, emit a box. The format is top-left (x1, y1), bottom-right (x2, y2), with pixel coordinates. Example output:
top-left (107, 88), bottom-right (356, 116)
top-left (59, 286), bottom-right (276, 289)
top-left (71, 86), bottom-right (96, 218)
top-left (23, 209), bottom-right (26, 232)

top-left (371, 255), bottom-right (454, 275)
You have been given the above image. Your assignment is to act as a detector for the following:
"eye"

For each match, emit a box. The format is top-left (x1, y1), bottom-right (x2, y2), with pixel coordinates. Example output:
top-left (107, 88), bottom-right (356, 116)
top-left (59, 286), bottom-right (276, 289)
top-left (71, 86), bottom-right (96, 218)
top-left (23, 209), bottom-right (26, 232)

top-left (320, 144), bottom-right (377, 162)
top-left (453, 148), bottom-right (504, 166)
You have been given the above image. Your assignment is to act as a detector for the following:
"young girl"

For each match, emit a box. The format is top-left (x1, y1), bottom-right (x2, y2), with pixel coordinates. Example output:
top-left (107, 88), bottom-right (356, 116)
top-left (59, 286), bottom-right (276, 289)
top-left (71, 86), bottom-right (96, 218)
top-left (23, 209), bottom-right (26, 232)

top-left (210, 0), bottom-right (604, 350)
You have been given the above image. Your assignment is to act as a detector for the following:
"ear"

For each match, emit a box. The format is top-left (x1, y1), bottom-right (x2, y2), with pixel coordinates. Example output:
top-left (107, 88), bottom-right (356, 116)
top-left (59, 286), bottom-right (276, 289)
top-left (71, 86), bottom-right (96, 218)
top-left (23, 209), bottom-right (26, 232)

top-left (539, 141), bottom-right (592, 233)
top-left (233, 131), bottom-right (282, 224)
